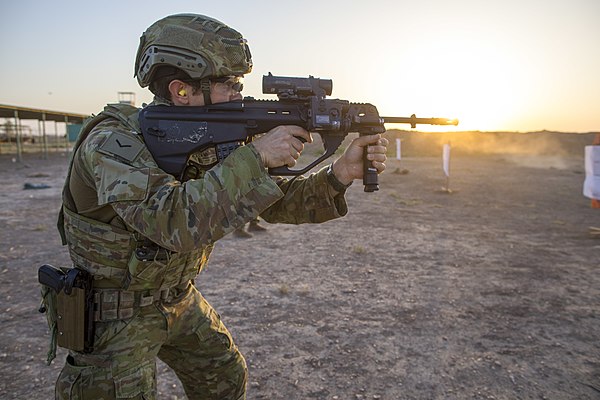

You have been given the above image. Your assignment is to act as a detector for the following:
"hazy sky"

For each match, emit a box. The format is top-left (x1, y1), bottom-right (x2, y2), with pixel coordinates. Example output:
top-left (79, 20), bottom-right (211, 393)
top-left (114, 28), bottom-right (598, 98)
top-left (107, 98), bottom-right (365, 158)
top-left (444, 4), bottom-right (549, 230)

top-left (1, 0), bottom-right (599, 132)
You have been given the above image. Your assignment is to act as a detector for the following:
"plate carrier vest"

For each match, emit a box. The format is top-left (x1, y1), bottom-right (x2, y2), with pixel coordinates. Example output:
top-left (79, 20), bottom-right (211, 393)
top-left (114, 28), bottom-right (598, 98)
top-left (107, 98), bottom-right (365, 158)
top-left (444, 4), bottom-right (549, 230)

top-left (57, 104), bottom-right (209, 292)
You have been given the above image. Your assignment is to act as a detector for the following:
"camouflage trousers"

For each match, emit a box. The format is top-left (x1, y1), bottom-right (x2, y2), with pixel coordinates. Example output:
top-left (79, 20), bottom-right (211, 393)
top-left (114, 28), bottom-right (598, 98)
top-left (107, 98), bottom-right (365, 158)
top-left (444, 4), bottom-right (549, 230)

top-left (55, 284), bottom-right (247, 399)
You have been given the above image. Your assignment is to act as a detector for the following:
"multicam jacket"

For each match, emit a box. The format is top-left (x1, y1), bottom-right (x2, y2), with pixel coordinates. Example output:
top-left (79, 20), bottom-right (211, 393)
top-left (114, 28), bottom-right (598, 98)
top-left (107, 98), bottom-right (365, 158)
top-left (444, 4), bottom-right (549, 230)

top-left (59, 101), bottom-right (348, 291)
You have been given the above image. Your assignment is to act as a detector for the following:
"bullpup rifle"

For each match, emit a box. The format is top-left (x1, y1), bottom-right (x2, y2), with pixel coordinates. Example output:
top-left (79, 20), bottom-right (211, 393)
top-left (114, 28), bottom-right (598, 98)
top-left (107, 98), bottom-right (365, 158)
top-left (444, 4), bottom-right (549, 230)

top-left (139, 73), bottom-right (458, 192)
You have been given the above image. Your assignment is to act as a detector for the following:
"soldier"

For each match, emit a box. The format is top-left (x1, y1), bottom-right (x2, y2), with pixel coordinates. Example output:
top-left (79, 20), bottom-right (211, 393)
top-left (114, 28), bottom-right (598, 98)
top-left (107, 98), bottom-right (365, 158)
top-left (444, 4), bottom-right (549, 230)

top-left (53, 14), bottom-right (388, 399)
top-left (233, 217), bottom-right (267, 238)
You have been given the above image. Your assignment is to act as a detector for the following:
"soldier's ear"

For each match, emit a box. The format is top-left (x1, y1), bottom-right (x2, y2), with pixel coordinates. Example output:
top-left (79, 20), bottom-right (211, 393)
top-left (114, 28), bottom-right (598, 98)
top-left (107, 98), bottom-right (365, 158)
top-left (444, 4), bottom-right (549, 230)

top-left (169, 80), bottom-right (189, 105)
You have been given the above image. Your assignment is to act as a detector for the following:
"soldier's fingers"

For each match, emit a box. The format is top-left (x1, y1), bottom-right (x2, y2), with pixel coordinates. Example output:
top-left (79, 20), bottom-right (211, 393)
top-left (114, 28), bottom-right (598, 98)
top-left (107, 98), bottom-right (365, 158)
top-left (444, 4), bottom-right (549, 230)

top-left (367, 153), bottom-right (387, 162)
top-left (367, 145), bottom-right (387, 154)
top-left (286, 157), bottom-right (297, 167)
top-left (354, 134), bottom-right (381, 147)
top-left (371, 160), bottom-right (386, 172)
top-left (291, 139), bottom-right (305, 153)
top-left (287, 126), bottom-right (312, 143)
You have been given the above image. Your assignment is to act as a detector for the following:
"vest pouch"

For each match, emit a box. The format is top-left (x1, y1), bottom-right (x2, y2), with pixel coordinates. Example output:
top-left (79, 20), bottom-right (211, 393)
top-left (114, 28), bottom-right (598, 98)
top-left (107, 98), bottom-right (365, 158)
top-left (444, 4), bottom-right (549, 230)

top-left (123, 245), bottom-right (169, 291)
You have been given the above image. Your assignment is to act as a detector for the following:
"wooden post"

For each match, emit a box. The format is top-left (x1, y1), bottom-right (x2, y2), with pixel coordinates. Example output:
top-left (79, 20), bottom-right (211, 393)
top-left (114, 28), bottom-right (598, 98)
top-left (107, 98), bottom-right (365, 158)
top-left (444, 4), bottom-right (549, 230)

top-left (443, 142), bottom-right (451, 191)
top-left (592, 134), bottom-right (600, 209)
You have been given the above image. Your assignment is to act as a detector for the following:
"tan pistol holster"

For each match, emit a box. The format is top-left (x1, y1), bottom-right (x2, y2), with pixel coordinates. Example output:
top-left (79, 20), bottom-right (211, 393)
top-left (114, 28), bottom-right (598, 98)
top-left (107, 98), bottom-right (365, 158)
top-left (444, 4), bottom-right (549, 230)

top-left (38, 264), bottom-right (94, 364)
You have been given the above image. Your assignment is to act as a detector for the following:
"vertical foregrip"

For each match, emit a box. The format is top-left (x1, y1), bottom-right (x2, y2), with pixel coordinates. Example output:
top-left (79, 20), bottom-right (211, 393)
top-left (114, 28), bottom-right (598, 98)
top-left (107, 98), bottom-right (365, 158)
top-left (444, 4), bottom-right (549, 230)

top-left (363, 147), bottom-right (379, 192)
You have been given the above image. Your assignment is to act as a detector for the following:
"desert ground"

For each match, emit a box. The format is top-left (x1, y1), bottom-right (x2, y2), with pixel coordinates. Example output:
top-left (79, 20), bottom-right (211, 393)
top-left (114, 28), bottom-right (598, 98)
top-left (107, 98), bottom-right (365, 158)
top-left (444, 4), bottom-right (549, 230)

top-left (0, 130), bottom-right (599, 399)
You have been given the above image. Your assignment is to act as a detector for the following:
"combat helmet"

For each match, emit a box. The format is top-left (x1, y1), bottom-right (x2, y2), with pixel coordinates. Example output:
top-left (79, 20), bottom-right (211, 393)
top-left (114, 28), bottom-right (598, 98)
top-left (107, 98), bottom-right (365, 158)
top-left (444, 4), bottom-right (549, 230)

top-left (134, 14), bottom-right (253, 103)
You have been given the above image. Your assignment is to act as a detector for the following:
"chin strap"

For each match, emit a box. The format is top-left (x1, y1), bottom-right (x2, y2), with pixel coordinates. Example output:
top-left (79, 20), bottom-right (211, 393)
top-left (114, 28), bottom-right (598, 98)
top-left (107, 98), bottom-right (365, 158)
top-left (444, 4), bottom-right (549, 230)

top-left (201, 79), bottom-right (212, 105)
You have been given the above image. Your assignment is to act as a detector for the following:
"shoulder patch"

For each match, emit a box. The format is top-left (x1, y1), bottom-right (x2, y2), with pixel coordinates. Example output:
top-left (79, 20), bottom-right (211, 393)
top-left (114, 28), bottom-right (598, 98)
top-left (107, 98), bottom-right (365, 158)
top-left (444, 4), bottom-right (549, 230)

top-left (98, 131), bottom-right (144, 162)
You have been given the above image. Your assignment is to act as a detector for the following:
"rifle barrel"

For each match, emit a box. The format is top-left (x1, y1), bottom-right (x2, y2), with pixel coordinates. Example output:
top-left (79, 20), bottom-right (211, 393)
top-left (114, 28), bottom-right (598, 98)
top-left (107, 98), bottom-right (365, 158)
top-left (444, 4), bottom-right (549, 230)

top-left (383, 114), bottom-right (458, 128)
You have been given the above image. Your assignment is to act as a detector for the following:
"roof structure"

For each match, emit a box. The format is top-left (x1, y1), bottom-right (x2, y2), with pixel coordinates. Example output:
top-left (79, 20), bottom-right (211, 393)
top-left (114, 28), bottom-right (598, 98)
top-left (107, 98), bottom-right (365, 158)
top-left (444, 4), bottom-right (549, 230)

top-left (0, 104), bottom-right (89, 124)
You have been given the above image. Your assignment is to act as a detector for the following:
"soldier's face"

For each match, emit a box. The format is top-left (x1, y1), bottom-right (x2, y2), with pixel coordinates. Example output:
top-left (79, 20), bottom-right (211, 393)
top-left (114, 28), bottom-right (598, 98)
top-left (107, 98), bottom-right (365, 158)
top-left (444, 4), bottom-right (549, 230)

top-left (186, 84), bottom-right (243, 106)
top-left (184, 76), bottom-right (244, 106)
top-left (210, 76), bottom-right (244, 103)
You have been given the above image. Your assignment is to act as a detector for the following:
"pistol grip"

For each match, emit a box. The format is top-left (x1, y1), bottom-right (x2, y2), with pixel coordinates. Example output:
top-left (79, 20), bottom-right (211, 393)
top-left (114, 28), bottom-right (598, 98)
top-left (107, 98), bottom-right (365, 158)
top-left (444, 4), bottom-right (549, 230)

top-left (38, 264), bottom-right (65, 293)
top-left (363, 146), bottom-right (379, 192)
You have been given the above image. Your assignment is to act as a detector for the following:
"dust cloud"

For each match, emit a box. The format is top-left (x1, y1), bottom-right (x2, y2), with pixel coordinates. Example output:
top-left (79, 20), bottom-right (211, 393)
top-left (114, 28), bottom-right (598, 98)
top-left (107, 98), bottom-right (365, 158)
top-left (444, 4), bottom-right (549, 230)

top-left (385, 130), bottom-right (597, 170)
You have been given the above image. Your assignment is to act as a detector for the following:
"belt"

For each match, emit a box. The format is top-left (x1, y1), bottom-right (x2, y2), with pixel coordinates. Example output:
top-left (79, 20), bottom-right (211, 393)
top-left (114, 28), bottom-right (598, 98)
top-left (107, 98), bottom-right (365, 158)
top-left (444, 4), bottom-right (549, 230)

top-left (92, 281), bottom-right (192, 322)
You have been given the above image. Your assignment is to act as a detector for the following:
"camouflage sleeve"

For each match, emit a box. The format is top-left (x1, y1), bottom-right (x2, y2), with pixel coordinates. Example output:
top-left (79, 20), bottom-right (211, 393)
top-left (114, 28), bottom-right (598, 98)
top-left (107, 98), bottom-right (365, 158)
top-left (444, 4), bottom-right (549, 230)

top-left (82, 128), bottom-right (284, 252)
top-left (260, 167), bottom-right (348, 224)
top-left (81, 122), bottom-right (348, 252)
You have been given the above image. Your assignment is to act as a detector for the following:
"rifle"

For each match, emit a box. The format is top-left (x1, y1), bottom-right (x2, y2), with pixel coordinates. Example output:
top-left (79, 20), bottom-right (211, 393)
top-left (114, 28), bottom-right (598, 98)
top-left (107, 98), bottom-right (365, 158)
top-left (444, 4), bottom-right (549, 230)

top-left (139, 73), bottom-right (458, 192)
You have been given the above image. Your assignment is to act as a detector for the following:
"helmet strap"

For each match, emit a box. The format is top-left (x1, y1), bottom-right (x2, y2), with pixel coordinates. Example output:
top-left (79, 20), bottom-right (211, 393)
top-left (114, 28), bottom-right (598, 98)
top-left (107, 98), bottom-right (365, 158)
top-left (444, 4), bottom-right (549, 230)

top-left (201, 79), bottom-right (212, 105)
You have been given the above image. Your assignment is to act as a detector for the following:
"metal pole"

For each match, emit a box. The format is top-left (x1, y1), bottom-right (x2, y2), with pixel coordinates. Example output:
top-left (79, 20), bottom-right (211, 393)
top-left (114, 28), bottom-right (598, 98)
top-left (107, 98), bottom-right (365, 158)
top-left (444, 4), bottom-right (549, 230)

top-left (42, 112), bottom-right (48, 159)
top-left (38, 119), bottom-right (43, 154)
top-left (0, 119), bottom-right (5, 155)
top-left (64, 116), bottom-right (70, 154)
top-left (5, 119), bottom-right (12, 152)
top-left (14, 110), bottom-right (22, 162)
top-left (54, 120), bottom-right (59, 153)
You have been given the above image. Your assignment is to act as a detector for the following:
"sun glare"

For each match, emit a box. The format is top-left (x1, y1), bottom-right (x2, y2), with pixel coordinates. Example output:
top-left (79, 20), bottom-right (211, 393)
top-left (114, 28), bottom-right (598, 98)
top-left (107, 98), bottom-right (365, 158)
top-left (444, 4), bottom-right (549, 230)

top-left (379, 34), bottom-right (533, 132)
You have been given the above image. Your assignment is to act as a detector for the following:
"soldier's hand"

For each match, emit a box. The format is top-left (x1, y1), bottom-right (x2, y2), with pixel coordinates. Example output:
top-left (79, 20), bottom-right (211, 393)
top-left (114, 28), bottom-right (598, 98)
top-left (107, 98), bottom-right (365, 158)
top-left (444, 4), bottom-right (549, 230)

top-left (252, 126), bottom-right (313, 168)
top-left (332, 134), bottom-right (388, 185)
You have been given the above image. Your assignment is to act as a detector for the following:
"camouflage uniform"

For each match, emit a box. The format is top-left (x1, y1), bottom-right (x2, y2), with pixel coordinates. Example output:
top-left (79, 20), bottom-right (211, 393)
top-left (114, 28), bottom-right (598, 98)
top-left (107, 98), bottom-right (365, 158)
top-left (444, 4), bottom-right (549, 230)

top-left (54, 99), bottom-right (348, 399)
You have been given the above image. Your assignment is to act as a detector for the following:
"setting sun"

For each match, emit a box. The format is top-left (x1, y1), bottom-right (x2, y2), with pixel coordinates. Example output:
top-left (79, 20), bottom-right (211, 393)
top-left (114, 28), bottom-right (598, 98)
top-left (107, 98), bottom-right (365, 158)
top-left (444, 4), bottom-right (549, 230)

top-left (377, 33), bottom-right (535, 132)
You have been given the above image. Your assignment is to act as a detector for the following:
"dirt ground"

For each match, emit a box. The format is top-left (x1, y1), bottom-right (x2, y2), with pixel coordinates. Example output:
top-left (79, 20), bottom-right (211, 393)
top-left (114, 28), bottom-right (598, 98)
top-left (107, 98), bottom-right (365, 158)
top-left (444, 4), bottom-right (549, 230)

top-left (0, 131), bottom-right (599, 399)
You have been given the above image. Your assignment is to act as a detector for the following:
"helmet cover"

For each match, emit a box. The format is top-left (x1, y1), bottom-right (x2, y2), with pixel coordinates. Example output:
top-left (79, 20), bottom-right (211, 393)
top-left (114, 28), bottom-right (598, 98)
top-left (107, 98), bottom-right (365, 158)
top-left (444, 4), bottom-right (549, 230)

top-left (135, 14), bottom-right (253, 87)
